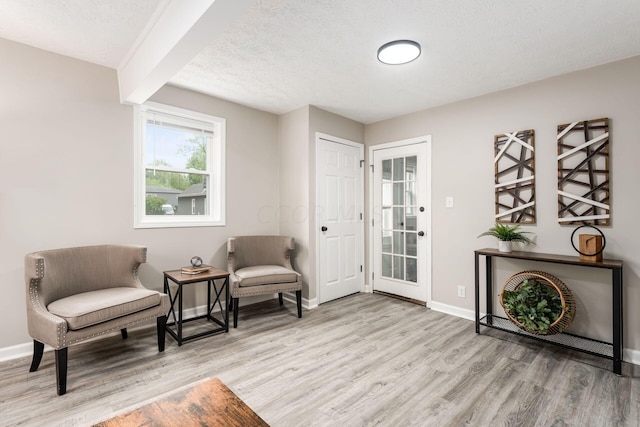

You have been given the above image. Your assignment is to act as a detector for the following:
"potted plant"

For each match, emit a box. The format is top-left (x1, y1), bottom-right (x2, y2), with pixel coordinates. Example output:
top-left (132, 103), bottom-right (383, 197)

top-left (478, 223), bottom-right (534, 252)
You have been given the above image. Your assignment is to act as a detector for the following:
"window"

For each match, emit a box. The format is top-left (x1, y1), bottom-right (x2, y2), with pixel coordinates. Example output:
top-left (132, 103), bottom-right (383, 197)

top-left (134, 102), bottom-right (225, 228)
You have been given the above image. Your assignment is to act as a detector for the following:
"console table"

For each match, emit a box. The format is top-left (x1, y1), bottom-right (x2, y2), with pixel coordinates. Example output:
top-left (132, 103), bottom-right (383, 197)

top-left (474, 248), bottom-right (623, 375)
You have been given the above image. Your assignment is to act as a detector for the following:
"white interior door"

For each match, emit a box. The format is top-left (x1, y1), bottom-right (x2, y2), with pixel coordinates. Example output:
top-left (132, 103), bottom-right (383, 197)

top-left (317, 134), bottom-right (364, 304)
top-left (371, 139), bottom-right (431, 304)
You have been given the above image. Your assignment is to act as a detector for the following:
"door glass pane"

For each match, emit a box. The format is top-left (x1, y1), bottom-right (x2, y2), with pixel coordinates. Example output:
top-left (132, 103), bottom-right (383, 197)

top-left (405, 156), bottom-right (417, 181)
top-left (393, 231), bottom-right (404, 255)
top-left (393, 255), bottom-right (404, 279)
top-left (382, 231), bottom-right (392, 253)
top-left (382, 159), bottom-right (392, 181)
top-left (382, 207), bottom-right (392, 230)
top-left (382, 254), bottom-right (392, 277)
top-left (393, 158), bottom-right (404, 181)
top-left (405, 182), bottom-right (416, 207)
top-left (382, 183), bottom-right (393, 206)
top-left (393, 207), bottom-right (404, 229)
top-left (393, 182), bottom-right (404, 205)
top-left (406, 258), bottom-right (417, 282)
top-left (405, 207), bottom-right (417, 231)
top-left (406, 232), bottom-right (417, 256)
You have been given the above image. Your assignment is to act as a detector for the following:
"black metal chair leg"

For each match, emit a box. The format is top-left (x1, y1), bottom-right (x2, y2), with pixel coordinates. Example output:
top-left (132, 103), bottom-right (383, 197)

top-left (120, 328), bottom-right (128, 339)
top-left (55, 347), bottom-right (68, 396)
top-left (157, 315), bottom-right (166, 352)
top-left (279, 293), bottom-right (284, 305)
top-left (29, 340), bottom-right (44, 372)
top-left (233, 298), bottom-right (239, 328)
top-left (296, 290), bottom-right (302, 318)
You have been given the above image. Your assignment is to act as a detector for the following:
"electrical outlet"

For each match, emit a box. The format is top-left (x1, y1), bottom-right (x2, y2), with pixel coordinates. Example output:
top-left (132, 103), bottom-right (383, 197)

top-left (457, 285), bottom-right (466, 298)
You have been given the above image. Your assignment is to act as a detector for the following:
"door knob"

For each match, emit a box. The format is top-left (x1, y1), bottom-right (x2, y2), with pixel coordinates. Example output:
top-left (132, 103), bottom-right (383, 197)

top-left (321, 226), bottom-right (328, 232)
top-left (418, 231), bottom-right (425, 236)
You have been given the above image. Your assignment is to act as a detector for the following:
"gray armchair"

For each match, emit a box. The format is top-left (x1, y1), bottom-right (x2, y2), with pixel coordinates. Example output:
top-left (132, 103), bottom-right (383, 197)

top-left (25, 244), bottom-right (169, 395)
top-left (227, 236), bottom-right (302, 327)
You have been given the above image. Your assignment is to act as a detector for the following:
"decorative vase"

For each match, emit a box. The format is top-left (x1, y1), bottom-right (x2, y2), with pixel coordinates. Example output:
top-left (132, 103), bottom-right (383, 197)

top-left (498, 240), bottom-right (512, 253)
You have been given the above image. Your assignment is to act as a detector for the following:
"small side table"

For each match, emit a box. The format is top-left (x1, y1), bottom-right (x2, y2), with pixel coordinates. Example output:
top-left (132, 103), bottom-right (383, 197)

top-left (163, 267), bottom-right (230, 346)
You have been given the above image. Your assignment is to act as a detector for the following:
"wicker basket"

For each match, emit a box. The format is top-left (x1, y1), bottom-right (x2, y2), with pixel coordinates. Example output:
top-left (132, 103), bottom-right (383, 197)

top-left (499, 270), bottom-right (576, 335)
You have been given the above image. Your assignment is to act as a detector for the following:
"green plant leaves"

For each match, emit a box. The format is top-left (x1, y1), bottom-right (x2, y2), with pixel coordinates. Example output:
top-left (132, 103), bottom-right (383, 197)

top-left (501, 279), bottom-right (563, 334)
top-left (478, 223), bottom-right (535, 244)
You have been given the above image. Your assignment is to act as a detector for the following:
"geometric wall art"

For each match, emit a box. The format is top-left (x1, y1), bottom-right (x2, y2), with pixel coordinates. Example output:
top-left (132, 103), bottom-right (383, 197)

top-left (494, 129), bottom-right (536, 223)
top-left (557, 117), bottom-right (610, 225)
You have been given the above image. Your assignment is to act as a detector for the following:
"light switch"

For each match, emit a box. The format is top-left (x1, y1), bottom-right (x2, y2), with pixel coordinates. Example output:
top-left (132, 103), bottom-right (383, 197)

top-left (446, 196), bottom-right (454, 208)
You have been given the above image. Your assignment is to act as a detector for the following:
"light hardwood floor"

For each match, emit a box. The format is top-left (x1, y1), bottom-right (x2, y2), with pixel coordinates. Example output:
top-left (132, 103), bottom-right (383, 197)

top-left (1, 293), bottom-right (638, 426)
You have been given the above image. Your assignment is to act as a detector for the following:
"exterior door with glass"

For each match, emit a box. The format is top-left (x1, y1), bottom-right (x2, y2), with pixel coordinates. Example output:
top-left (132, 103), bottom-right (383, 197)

top-left (371, 139), bottom-right (431, 304)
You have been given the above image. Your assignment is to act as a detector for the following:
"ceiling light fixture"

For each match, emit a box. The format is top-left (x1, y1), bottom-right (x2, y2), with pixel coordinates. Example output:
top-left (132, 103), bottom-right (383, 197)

top-left (377, 40), bottom-right (421, 65)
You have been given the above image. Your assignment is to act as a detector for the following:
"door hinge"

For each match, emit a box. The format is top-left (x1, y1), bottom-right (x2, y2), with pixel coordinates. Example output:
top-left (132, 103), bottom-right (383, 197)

top-left (360, 213), bottom-right (363, 220)
top-left (372, 218), bottom-right (374, 227)
top-left (370, 164), bottom-right (374, 173)
top-left (360, 265), bottom-right (363, 272)
top-left (372, 272), bottom-right (375, 280)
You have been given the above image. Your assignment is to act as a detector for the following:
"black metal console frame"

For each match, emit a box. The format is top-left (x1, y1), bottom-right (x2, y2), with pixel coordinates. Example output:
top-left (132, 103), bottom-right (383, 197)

top-left (474, 248), bottom-right (624, 375)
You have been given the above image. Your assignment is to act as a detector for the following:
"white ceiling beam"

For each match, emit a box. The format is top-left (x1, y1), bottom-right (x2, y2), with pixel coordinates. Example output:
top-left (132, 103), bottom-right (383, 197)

top-left (118, 0), bottom-right (255, 105)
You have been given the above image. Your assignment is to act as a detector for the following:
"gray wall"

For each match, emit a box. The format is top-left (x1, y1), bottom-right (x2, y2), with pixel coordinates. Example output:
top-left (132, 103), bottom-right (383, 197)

top-left (277, 106), bottom-right (364, 304)
top-left (365, 56), bottom-right (640, 352)
top-left (0, 38), bottom-right (280, 348)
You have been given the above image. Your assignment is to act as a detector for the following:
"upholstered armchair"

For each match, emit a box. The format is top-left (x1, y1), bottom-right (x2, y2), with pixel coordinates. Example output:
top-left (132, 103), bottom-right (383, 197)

top-left (227, 236), bottom-right (303, 327)
top-left (25, 244), bottom-right (169, 395)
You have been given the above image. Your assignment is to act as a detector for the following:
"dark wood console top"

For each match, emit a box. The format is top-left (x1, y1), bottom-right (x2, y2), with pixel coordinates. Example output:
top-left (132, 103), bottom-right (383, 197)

top-left (475, 248), bottom-right (623, 269)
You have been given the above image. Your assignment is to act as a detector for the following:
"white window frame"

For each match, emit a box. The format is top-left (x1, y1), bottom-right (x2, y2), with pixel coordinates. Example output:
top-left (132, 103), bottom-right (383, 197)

top-left (134, 102), bottom-right (226, 228)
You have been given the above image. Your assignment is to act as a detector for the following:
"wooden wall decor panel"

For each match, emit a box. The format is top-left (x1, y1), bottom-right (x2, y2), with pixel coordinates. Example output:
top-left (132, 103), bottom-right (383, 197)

top-left (494, 130), bottom-right (536, 223)
top-left (557, 118), bottom-right (610, 225)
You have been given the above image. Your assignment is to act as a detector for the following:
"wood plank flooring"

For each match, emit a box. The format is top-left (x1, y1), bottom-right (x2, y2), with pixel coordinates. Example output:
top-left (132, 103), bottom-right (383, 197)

top-left (0, 293), bottom-right (638, 426)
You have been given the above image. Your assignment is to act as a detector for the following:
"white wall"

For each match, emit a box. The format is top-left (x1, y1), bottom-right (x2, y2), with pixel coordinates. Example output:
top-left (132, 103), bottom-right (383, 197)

top-left (0, 38), bottom-right (280, 349)
top-left (365, 56), bottom-right (640, 352)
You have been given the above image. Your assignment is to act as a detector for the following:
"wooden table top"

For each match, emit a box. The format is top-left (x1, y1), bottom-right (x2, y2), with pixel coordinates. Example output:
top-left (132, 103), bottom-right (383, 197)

top-left (164, 266), bottom-right (230, 284)
top-left (94, 377), bottom-right (268, 427)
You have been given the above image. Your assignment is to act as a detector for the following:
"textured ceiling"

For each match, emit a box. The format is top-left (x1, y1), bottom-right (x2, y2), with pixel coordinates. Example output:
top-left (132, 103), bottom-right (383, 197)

top-left (0, 0), bottom-right (162, 68)
top-left (2, 0), bottom-right (640, 123)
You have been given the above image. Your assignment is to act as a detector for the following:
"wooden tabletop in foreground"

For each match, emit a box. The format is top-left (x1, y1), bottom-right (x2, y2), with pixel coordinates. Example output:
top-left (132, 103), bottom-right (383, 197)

top-left (93, 377), bottom-right (268, 427)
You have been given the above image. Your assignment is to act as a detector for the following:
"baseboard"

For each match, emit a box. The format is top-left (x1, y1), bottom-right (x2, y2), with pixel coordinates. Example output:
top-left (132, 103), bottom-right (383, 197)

top-left (624, 348), bottom-right (640, 366)
top-left (430, 300), bottom-right (477, 322)
top-left (282, 292), bottom-right (317, 309)
top-left (0, 342), bottom-right (35, 363)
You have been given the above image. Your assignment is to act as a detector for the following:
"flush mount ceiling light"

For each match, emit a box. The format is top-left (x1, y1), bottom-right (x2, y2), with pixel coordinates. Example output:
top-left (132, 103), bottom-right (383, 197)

top-left (377, 40), bottom-right (421, 65)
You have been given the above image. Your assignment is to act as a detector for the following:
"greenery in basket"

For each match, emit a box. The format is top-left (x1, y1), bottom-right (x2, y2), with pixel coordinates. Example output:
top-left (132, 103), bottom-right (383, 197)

top-left (501, 279), bottom-right (567, 334)
top-left (478, 223), bottom-right (535, 244)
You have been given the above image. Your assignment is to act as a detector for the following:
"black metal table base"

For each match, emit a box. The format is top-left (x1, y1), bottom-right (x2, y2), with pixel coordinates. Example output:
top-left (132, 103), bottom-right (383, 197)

top-left (164, 275), bottom-right (229, 346)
